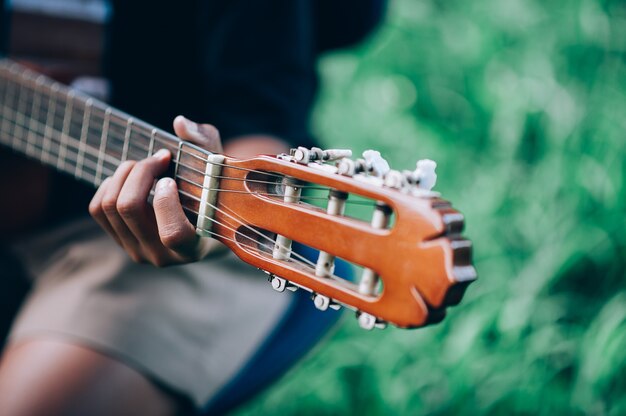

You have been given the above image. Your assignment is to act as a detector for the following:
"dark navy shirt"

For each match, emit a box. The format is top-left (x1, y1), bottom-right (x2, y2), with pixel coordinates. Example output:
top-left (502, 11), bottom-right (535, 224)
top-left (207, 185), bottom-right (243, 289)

top-left (107, 0), bottom-right (385, 147)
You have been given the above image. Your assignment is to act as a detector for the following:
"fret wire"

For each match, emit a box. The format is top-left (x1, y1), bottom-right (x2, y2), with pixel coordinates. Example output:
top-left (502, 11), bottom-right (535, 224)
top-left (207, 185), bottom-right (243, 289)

top-left (76, 98), bottom-right (93, 179)
top-left (148, 129), bottom-right (157, 157)
top-left (28, 76), bottom-right (46, 157)
top-left (42, 83), bottom-right (60, 165)
top-left (126, 123), bottom-right (147, 163)
top-left (14, 79), bottom-right (30, 150)
top-left (96, 108), bottom-right (112, 184)
top-left (58, 90), bottom-right (75, 171)
top-left (0, 74), bottom-right (9, 139)
top-left (39, 85), bottom-right (55, 139)
top-left (3, 68), bottom-right (17, 144)
top-left (174, 140), bottom-right (184, 179)
top-left (0, 73), bottom-right (15, 143)
top-left (5, 74), bottom-right (21, 147)
top-left (122, 118), bottom-right (133, 162)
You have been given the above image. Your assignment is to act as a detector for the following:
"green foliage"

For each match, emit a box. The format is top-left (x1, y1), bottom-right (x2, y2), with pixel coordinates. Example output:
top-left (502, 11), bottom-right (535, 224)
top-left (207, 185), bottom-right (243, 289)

top-left (234, 0), bottom-right (626, 414)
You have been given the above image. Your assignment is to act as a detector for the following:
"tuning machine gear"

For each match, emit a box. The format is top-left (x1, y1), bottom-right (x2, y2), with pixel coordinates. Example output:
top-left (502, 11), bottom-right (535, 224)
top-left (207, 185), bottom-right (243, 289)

top-left (405, 159), bottom-right (437, 190)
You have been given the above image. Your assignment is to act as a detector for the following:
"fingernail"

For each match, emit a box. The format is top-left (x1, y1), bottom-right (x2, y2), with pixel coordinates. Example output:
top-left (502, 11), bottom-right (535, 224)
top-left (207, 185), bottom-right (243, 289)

top-left (156, 177), bottom-right (175, 191)
top-left (153, 149), bottom-right (170, 159)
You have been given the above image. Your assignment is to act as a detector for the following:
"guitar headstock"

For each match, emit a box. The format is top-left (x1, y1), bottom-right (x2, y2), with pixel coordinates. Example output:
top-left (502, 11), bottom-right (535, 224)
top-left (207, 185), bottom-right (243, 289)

top-left (195, 146), bottom-right (476, 330)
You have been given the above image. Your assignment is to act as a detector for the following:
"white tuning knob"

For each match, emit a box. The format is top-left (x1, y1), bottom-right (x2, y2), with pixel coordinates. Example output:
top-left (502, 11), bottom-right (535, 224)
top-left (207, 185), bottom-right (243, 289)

top-left (363, 150), bottom-right (390, 177)
top-left (414, 159), bottom-right (437, 190)
top-left (323, 149), bottom-right (352, 161)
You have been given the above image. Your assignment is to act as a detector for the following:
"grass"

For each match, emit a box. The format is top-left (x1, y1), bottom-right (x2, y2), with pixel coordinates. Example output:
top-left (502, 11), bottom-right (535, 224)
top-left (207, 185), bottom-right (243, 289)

top-left (233, 0), bottom-right (626, 414)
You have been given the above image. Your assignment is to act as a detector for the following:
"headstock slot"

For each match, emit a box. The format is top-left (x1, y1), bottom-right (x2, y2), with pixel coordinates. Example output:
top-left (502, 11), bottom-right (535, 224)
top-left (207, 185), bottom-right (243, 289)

top-left (231, 227), bottom-right (379, 299)
top-left (244, 170), bottom-right (396, 227)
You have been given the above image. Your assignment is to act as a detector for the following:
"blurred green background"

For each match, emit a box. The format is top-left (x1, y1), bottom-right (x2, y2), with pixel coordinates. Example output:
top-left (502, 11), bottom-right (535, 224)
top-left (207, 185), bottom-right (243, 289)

top-left (236, 0), bottom-right (626, 414)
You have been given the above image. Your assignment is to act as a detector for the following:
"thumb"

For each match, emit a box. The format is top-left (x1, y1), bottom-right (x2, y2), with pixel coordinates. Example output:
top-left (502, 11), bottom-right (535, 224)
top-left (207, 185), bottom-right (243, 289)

top-left (173, 115), bottom-right (223, 154)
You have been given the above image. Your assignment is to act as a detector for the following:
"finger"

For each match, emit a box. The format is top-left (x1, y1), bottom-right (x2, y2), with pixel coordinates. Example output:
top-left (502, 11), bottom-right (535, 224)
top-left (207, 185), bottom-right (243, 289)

top-left (173, 115), bottom-right (223, 153)
top-left (88, 177), bottom-right (122, 246)
top-left (153, 177), bottom-right (201, 259)
top-left (101, 161), bottom-right (143, 262)
top-left (117, 149), bottom-right (177, 265)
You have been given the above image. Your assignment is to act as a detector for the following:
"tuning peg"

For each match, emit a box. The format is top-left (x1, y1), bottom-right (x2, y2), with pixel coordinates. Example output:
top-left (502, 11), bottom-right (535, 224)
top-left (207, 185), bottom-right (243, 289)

top-left (312, 294), bottom-right (341, 311)
top-left (413, 159), bottom-right (437, 190)
top-left (323, 149), bottom-right (352, 161)
top-left (269, 274), bottom-right (286, 292)
top-left (313, 294), bottom-right (330, 311)
top-left (269, 275), bottom-right (298, 292)
top-left (357, 312), bottom-right (377, 330)
top-left (356, 312), bottom-right (387, 330)
top-left (363, 150), bottom-right (390, 177)
top-left (337, 158), bottom-right (367, 176)
top-left (292, 147), bottom-right (352, 164)
top-left (383, 170), bottom-right (407, 190)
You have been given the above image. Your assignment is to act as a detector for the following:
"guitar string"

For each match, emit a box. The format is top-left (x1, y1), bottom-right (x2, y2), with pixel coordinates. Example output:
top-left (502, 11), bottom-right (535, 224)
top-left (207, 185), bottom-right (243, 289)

top-left (0, 80), bottom-right (376, 272)
top-left (0, 88), bottom-right (279, 180)
top-left (175, 190), bottom-right (321, 272)
top-left (161, 189), bottom-right (324, 275)
top-left (0, 113), bottom-right (373, 208)
top-left (0, 104), bottom-right (375, 206)
top-left (0, 68), bottom-right (300, 182)
top-left (0, 72), bottom-right (375, 210)
top-left (1, 124), bottom-right (326, 276)
top-left (0, 65), bottom-right (365, 291)
top-left (0, 67), bottom-right (374, 274)
top-left (0, 120), bottom-right (354, 279)
top-left (0, 85), bottom-right (344, 193)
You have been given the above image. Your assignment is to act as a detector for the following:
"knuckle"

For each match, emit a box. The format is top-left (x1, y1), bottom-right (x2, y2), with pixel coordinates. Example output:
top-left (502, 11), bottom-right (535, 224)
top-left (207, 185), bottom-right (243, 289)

top-left (88, 200), bottom-right (102, 217)
top-left (136, 156), bottom-right (158, 170)
top-left (134, 158), bottom-right (150, 168)
top-left (101, 196), bottom-right (119, 216)
top-left (116, 195), bottom-right (143, 219)
top-left (160, 226), bottom-right (192, 250)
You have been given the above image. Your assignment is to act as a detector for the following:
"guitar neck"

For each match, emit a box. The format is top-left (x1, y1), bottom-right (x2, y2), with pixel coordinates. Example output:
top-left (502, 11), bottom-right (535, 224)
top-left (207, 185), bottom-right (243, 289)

top-left (0, 59), bottom-right (210, 189)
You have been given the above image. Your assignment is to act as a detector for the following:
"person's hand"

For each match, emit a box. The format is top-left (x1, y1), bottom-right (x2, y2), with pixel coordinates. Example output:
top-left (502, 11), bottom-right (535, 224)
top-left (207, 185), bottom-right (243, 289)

top-left (89, 116), bottom-right (224, 266)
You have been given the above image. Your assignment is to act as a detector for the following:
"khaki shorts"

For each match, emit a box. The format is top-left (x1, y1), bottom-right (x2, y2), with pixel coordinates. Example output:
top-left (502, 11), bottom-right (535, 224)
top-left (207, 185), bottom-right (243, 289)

top-left (6, 217), bottom-right (291, 407)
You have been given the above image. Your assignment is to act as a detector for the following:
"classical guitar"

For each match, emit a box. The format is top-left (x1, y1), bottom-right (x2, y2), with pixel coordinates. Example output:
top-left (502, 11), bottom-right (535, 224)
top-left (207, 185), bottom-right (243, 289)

top-left (0, 60), bottom-right (476, 330)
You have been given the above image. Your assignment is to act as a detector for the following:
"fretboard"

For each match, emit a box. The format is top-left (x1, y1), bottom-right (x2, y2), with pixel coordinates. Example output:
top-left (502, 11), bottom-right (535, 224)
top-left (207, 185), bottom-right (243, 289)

top-left (0, 59), bottom-right (210, 188)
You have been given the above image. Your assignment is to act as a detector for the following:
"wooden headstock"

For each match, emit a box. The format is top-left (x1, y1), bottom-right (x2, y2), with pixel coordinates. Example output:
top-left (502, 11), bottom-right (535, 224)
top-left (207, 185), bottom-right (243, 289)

top-left (201, 148), bottom-right (476, 329)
